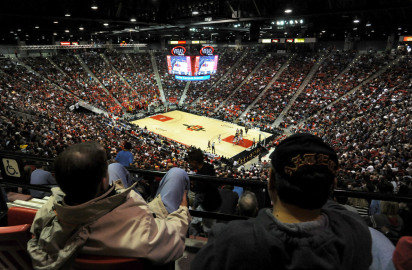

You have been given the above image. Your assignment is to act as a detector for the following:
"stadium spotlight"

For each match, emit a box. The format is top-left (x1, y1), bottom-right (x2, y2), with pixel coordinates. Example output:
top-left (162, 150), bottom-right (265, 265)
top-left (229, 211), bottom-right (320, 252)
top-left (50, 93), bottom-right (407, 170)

top-left (79, 26), bottom-right (84, 31)
top-left (35, 26), bottom-right (39, 29)
top-left (17, 29), bottom-right (21, 32)
top-left (65, 29), bottom-right (70, 33)
top-left (285, 9), bottom-right (292, 13)
top-left (53, 21), bottom-right (59, 24)
top-left (192, 11), bottom-right (199, 15)
top-left (353, 19), bottom-right (360, 23)
top-left (53, 33), bottom-right (57, 36)
top-left (65, 13), bottom-right (71, 17)
top-left (91, 4), bottom-right (98, 10)
top-left (366, 22), bottom-right (371, 27)
top-left (322, 30), bottom-right (326, 33)
top-left (103, 23), bottom-right (109, 26)
top-left (130, 18), bottom-right (137, 22)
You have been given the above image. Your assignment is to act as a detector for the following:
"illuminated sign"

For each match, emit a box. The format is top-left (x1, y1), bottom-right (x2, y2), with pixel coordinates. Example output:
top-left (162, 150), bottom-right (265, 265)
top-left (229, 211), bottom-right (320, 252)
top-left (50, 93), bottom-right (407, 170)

top-left (71, 42), bottom-right (79, 46)
top-left (286, 39), bottom-right (294, 43)
top-left (403, 36), bottom-right (412, 42)
top-left (175, 75), bottom-right (210, 81)
top-left (261, 39), bottom-right (272, 43)
top-left (171, 46), bottom-right (186, 56)
top-left (178, 41), bottom-right (187, 44)
top-left (272, 39), bottom-right (280, 43)
top-left (192, 40), bottom-right (200, 44)
top-left (60, 41), bottom-right (71, 46)
top-left (200, 46), bottom-right (214, 56)
top-left (294, 38), bottom-right (305, 43)
top-left (170, 41), bottom-right (179, 44)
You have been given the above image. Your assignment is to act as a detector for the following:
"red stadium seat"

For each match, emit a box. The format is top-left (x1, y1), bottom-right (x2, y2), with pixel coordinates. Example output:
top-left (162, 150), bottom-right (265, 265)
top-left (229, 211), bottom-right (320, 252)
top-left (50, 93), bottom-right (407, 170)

top-left (7, 206), bottom-right (38, 226)
top-left (0, 224), bottom-right (32, 270)
top-left (73, 254), bottom-right (144, 270)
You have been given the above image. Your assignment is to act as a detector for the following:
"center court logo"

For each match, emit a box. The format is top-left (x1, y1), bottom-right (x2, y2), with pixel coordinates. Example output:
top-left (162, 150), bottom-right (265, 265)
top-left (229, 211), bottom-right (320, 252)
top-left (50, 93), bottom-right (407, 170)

top-left (183, 124), bottom-right (205, 131)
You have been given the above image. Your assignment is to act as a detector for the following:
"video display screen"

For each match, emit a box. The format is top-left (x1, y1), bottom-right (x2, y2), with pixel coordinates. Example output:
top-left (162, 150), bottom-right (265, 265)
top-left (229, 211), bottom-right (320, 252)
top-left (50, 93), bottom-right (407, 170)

top-left (167, 56), bottom-right (192, 76)
top-left (194, 56), bottom-right (218, 76)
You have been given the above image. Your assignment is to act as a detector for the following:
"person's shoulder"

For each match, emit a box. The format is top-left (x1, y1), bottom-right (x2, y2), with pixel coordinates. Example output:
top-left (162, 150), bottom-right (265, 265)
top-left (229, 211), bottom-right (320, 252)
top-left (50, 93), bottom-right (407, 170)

top-left (209, 218), bottom-right (260, 244)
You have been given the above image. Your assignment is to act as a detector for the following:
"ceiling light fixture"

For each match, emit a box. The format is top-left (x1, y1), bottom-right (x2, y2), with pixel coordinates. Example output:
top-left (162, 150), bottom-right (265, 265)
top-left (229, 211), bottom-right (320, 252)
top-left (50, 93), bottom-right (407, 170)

top-left (91, 5), bottom-right (98, 10)
top-left (79, 27), bottom-right (84, 31)
top-left (130, 18), bottom-right (136, 22)
top-left (103, 23), bottom-right (109, 26)
top-left (192, 11), bottom-right (199, 15)
top-left (353, 19), bottom-right (360, 23)
top-left (65, 13), bottom-right (71, 17)
top-left (285, 9), bottom-right (292, 14)
top-left (53, 21), bottom-right (59, 24)
top-left (366, 23), bottom-right (371, 27)
top-left (35, 26), bottom-right (39, 29)
top-left (65, 29), bottom-right (70, 33)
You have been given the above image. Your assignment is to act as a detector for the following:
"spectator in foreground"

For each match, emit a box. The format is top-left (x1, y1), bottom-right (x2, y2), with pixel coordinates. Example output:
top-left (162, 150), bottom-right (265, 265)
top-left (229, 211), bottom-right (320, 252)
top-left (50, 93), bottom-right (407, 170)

top-left (191, 133), bottom-right (373, 269)
top-left (115, 141), bottom-right (134, 167)
top-left (237, 191), bottom-right (258, 217)
top-left (28, 142), bottom-right (191, 269)
top-left (29, 162), bottom-right (57, 198)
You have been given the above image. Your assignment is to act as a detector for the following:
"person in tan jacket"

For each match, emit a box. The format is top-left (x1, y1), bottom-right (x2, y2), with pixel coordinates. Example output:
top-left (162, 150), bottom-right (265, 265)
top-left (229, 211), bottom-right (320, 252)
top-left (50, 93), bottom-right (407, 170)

top-left (27, 142), bottom-right (191, 270)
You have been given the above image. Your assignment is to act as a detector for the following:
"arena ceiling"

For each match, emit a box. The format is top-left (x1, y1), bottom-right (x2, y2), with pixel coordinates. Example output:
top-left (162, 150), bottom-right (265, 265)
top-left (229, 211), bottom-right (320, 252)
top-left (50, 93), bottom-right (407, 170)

top-left (0, 0), bottom-right (411, 45)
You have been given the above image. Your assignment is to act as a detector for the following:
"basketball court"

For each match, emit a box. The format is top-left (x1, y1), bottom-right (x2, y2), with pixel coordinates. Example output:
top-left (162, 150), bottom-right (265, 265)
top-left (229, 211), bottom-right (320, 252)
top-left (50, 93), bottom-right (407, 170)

top-left (130, 110), bottom-right (271, 158)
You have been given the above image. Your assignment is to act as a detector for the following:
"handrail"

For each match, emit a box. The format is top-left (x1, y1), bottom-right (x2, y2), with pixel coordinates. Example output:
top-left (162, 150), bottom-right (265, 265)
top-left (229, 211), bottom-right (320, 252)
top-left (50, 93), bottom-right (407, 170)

top-left (1, 151), bottom-right (412, 203)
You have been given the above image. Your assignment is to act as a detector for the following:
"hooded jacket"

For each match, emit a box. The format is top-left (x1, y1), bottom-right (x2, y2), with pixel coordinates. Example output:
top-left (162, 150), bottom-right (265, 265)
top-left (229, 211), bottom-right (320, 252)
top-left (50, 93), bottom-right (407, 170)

top-left (27, 184), bottom-right (191, 270)
top-left (191, 201), bottom-right (372, 270)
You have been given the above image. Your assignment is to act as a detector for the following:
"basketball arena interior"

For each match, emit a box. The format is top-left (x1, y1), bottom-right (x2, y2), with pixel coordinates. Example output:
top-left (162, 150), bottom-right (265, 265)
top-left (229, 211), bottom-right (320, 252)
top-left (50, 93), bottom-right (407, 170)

top-left (0, 1), bottom-right (411, 269)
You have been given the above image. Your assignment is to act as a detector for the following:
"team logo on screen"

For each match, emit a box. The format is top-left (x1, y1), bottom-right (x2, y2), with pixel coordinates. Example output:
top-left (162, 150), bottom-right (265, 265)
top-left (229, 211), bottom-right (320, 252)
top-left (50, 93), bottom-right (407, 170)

top-left (183, 124), bottom-right (205, 131)
top-left (171, 46), bottom-right (186, 56)
top-left (200, 46), bottom-right (214, 56)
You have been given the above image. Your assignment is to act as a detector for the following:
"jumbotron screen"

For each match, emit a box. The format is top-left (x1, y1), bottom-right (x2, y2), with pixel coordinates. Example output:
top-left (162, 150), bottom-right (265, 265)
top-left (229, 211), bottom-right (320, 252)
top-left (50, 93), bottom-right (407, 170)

top-left (194, 56), bottom-right (219, 76)
top-left (166, 55), bottom-right (192, 76)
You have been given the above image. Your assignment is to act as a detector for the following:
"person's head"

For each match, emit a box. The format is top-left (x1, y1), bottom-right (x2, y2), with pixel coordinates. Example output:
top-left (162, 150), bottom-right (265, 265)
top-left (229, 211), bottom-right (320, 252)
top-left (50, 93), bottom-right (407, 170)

top-left (124, 142), bottom-right (132, 150)
top-left (237, 191), bottom-right (258, 217)
top-left (381, 201), bottom-right (399, 216)
top-left (186, 148), bottom-right (204, 170)
top-left (269, 133), bottom-right (338, 210)
top-left (377, 180), bottom-right (394, 194)
top-left (55, 142), bottom-right (109, 205)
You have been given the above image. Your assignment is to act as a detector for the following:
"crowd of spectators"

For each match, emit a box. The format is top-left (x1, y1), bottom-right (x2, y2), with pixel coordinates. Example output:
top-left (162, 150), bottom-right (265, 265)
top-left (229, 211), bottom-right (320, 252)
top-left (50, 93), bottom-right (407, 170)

top-left (189, 49), bottom-right (267, 117)
top-left (50, 53), bottom-right (123, 116)
top-left (80, 51), bottom-right (137, 112)
top-left (106, 51), bottom-right (161, 112)
top-left (283, 51), bottom-right (394, 126)
top-left (183, 48), bottom-right (243, 105)
top-left (298, 56), bottom-right (411, 207)
top-left (214, 54), bottom-right (289, 122)
top-left (243, 53), bottom-right (317, 130)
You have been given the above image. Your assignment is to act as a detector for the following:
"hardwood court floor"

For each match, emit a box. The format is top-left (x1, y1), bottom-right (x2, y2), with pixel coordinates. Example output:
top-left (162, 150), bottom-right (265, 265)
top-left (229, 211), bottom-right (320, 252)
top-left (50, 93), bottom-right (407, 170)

top-left (131, 110), bottom-right (271, 158)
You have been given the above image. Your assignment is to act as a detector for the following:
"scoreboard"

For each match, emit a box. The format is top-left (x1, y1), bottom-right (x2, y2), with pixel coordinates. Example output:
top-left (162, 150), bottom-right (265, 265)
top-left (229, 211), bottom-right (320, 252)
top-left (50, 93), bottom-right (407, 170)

top-left (167, 45), bottom-right (218, 80)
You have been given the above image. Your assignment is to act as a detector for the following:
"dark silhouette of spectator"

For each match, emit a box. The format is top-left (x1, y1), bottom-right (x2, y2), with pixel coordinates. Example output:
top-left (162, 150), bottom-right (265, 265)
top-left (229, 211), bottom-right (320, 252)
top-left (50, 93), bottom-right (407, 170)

top-left (191, 133), bottom-right (373, 270)
top-left (27, 142), bottom-right (191, 268)
top-left (237, 191), bottom-right (258, 217)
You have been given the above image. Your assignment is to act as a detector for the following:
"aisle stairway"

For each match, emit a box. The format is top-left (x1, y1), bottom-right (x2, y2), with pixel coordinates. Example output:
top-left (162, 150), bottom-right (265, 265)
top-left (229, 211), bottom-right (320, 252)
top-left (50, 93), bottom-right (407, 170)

top-left (178, 82), bottom-right (191, 106)
top-left (149, 52), bottom-right (167, 105)
top-left (215, 55), bottom-right (269, 112)
top-left (237, 54), bottom-right (294, 120)
top-left (272, 53), bottom-right (328, 128)
top-left (100, 53), bottom-right (134, 90)
top-left (295, 55), bottom-right (404, 128)
top-left (191, 50), bottom-right (248, 106)
top-left (75, 54), bottom-right (123, 108)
